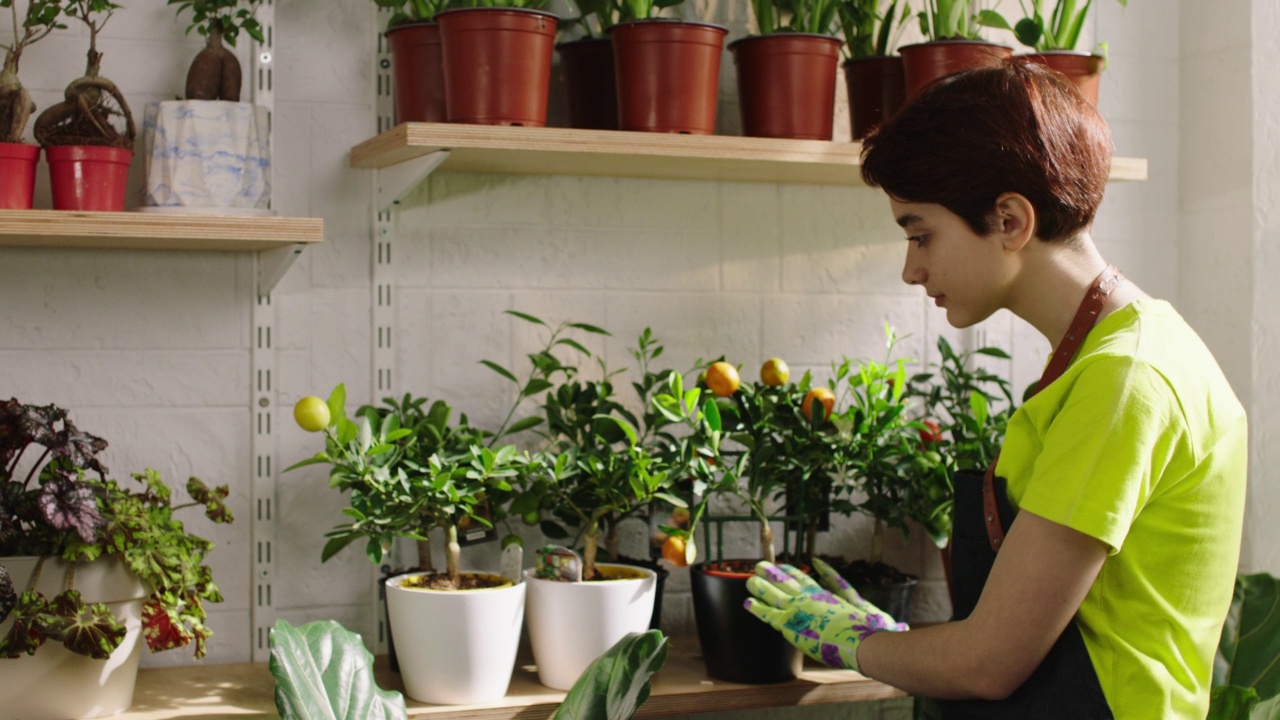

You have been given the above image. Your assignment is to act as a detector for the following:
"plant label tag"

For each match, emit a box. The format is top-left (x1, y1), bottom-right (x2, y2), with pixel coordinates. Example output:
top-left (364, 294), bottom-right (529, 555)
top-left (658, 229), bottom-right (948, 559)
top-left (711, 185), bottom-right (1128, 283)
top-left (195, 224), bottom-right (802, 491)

top-left (501, 544), bottom-right (523, 584)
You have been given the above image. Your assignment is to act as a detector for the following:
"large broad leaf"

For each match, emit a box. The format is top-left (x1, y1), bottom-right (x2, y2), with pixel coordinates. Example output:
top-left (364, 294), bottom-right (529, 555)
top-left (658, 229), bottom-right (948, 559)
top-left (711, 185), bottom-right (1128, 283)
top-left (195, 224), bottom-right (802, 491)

top-left (1210, 573), bottom-right (1280, 720)
top-left (552, 630), bottom-right (669, 720)
top-left (269, 619), bottom-right (406, 720)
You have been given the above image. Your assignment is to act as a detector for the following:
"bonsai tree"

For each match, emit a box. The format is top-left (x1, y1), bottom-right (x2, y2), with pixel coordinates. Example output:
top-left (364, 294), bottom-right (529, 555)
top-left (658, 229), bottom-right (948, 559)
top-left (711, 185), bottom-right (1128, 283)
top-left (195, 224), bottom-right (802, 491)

top-left (0, 0), bottom-right (64, 144)
top-left (838, 0), bottom-right (911, 59)
top-left (750, 0), bottom-right (841, 35)
top-left (167, 0), bottom-right (265, 101)
top-left (32, 0), bottom-right (135, 151)
top-left (0, 398), bottom-right (234, 660)
top-left (288, 385), bottom-right (524, 588)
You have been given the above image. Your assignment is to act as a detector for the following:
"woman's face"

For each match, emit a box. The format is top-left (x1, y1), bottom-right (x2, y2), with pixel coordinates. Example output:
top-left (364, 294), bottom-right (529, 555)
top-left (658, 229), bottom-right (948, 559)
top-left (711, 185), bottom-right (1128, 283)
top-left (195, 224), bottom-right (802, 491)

top-left (891, 198), bottom-right (1009, 329)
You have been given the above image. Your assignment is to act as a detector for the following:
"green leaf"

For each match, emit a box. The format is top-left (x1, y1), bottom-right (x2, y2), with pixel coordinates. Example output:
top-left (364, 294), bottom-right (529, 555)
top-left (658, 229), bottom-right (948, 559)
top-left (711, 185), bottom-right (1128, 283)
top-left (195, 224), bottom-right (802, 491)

top-left (321, 535), bottom-right (360, 562)
top-left (327, 385), bottom-right (348, 427)
top-left (551, 630), bottom-right (669, 720)
top-left (568, 322), bottom-right (611, 336)
top-left (506, 310), bottom-right (548, 327)
top-left (269, 619), bottom-right (406, 720)
top-left (42, 590), bottom-right (126, 660)
top-left (1212, 573), bottom-right (1280, 712)
top-left (1014, 17), bottom-right (1044, 48)
top-left (540, 520), bottom-right (570, 539)
top-left (505, 416), bottom-right (545, 435)
top-left (480, 360), bottom-right (519, 384)
top-left (975, 9), bottom-right (1012, 30)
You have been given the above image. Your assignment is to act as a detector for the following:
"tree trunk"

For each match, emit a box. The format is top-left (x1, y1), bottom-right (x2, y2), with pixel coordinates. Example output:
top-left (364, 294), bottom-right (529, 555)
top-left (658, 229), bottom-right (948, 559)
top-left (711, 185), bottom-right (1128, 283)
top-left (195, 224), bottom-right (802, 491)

top-left (871, 519), bottom-right (885, 566)
top-left (583, 519), bottom-right (600, 580)
top-left (760, 523), bottom-right (775, 564)
top-left (445, 524), bottom-right (461, 587)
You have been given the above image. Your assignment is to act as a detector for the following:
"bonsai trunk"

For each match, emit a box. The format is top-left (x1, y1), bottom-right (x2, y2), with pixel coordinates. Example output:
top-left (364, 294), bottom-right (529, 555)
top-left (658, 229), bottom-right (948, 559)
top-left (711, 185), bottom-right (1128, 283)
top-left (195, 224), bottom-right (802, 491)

top-left (445, 524), bottom-right (461, 587)
top-left (870, 519), bottom-right (885, 566)
top-left (760, 522), bottom-right (775, 564)
top-left (583, 518), bottom-right (601, 580)
top-left (415, 538), bottom-right (434, 572)
top-left (185, 21), bottom-right (243, 102)
top-left (0, 54), bottom-right (34, 144)
top-left (33, 34), bottom-right (136, 149)
top-left (605, 521), bottom-right (620, 562)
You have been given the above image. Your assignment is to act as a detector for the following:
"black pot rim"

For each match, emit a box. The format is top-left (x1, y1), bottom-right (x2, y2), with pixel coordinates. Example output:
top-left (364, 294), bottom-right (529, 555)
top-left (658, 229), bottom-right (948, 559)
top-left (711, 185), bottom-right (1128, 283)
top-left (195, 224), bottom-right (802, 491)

top-left (555, 36), bottom-right (611, 49)
top-left (727, 32), bottom-right (843, 51)
top-left (899, 38), bottom-right (1013, 51)
top-left (607, 18), bottom-right (730, 34)
top-left (434, 6), bottom-right (561, 21)
top-left (383, 19), bottom-right (437, 38)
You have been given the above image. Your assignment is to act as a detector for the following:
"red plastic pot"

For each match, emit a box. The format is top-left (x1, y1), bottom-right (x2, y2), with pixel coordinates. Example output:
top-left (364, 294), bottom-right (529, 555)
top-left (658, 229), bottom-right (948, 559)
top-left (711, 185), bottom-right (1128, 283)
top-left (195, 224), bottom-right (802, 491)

top-left (844, 55), bottom-right (906, 140)
top-left (0, 142), bottom-right (40, 209)
top-left (730, 33), bottom-right (842, 140)
top-left (437, 7), bottom-right (558, 127)
top-left (1022, 51), bottom-right (1103, 106)
top-left (385, 21), bottom-right (447, 124)
top-left (899, 40), bottom-right (1012, 98)
top-left (557, 38), bottom-right (618, 130)
top-left (609, 19), bottom-right (728, 135)
top-left (46, 145), bottom-right (133, 212)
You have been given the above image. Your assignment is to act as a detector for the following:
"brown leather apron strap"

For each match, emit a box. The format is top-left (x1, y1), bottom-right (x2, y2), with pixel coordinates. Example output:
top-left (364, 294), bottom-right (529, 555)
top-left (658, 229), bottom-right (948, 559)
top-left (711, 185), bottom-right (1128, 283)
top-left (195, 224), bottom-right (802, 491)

top-left (983, 265), bottom-right (1124, 552)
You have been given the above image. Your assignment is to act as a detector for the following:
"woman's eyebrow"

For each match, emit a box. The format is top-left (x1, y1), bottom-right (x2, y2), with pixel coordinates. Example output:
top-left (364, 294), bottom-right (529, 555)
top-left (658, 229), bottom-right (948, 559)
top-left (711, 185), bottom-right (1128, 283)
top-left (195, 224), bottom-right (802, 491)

top-left (896, 213), bottom-right (923, 228)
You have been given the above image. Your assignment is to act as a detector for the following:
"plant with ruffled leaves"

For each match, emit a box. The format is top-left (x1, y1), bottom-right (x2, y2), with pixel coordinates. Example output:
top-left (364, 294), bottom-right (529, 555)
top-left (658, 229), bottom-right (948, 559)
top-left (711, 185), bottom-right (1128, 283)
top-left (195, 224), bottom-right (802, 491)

top-left (287, 385), bottom-right (523, 588)
top-left (0, 398), bottom-right (233, 661)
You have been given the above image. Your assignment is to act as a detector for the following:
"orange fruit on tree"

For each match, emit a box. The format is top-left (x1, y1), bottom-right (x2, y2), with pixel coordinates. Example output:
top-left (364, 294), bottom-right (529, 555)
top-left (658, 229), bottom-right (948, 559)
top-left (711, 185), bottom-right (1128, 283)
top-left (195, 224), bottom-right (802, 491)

top-left (670, 507), bottom-right (691, 528)
top-left (662, 534), bottom-right (695, 567)
top-left (802, 387), bottom-right (835, 422)
top-left (705, 361), bottom-right (740, 397)
top-left (760, 357), bottom-right (790, 387)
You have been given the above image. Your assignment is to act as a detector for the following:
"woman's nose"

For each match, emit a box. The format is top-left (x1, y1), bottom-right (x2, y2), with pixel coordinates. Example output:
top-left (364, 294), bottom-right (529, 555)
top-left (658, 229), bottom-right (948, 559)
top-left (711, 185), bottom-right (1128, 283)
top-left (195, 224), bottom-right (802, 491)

top-left (902, 246), bottom-right (926, 286)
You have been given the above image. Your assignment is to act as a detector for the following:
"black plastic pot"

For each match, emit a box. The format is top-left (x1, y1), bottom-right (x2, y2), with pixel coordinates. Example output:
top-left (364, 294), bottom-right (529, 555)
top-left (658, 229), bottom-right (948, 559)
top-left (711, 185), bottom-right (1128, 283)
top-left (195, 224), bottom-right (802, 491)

top-left (691, 561), bottom-right (803, 684)
top-left (853, 576), bottom-right (918, 623)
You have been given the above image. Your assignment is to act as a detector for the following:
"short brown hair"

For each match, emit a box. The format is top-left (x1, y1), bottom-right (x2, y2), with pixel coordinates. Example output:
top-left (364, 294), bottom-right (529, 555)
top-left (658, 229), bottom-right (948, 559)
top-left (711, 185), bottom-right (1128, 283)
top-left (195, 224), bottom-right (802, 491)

top-left (860, 60), bottom-right (1112, 242)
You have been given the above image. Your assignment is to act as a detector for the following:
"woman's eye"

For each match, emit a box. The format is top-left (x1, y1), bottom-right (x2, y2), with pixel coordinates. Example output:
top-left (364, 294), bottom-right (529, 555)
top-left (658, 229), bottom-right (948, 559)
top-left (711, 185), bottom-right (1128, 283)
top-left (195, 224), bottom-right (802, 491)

top-left (906, 235), bottom-right (927, 247)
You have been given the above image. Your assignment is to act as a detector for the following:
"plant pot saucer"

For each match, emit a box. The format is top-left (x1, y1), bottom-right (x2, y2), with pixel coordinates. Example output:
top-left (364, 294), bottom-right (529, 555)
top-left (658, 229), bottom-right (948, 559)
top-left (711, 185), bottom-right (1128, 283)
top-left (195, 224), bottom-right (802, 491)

top-left (135, 205), bottom-right (275, 217)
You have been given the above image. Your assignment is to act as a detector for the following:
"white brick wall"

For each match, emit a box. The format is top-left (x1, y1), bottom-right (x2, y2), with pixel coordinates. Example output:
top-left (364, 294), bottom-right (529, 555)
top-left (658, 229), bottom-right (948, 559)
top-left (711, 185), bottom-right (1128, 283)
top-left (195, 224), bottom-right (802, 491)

top-left (1, 1), bottom-right (1214, 697)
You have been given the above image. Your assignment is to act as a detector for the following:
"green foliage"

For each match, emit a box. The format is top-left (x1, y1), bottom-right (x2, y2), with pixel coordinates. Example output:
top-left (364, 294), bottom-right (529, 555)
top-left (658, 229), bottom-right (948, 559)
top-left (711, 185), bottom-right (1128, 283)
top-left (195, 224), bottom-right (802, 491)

top-left (376, 0), bottom-right (448, 28)
top-left (563, 0), bottom-right (621, 37)
top-left (446, 0), bottom-right (551, 10)
top-left (838, 0), bottom-right (912, 59)
top-left (0, 0), bottom-right (65, 62)
top-left (1209, 573), bottom-right (1280, 719)
top-left (167, 0), bottom-right (265, 46)
top-left (979, 0), bottom-right (1126, 52)
top-left (0, 397), bottom-right (233, 661)
top-left (551, 630), bottom-right (669, 720)
top-left (750, 0), bottom-right (841, 35)
top-left (269, 619), bottom-right (407, 720)
top-left (616, 0), bottom-right (684, 22)
top-left (286, 384), bottom-right (525, 583)
top-left (916, 0), bottom-right (1002, 40)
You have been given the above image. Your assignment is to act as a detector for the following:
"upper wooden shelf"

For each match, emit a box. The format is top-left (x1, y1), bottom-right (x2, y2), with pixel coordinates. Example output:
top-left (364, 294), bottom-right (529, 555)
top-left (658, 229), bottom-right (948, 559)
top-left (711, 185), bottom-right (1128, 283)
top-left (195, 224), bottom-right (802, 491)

top-left (116, 636), bottom-right (908, 719)
top-left (349, 122), bottom-right (1150, 187)
top-left (0, 209), bottom-right (324, 295)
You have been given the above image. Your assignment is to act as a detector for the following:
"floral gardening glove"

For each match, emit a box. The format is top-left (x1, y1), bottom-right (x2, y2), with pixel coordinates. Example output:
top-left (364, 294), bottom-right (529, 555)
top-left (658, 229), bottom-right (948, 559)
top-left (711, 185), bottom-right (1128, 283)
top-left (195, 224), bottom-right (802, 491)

top-left (743, 559), bottom-right (908, 672)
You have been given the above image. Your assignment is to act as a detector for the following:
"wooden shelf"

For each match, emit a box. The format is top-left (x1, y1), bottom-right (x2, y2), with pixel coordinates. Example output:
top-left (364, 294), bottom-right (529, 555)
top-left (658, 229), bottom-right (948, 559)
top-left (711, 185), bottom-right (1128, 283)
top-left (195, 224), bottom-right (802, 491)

top-left (348, 122), bottom-right (1150, 192)
top-left (117, 637), bottom-right (908, 719)
top-left (0, 209), bottom-right (324, 295)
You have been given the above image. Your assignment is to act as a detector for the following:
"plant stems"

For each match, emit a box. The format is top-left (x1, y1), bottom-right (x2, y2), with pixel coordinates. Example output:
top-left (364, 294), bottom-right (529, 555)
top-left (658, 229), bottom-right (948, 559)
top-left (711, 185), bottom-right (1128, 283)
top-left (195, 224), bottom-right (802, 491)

top-left (871, 519), bottom-right (885, 565)
top-left (445, 524), bottom-right (460, 586)
top-left (28, 555), bottom-right (46, 593)
top-left (21, 447), bottom-right (50, 489)
top-left (583, 515), bottom-right (602, 579)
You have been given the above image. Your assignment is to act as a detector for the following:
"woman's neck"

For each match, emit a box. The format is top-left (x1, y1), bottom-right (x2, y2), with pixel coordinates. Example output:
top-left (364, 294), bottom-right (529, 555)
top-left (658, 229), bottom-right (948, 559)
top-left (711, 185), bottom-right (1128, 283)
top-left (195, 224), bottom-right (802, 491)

top-left (1005, 237), bottom-right (1134, 350)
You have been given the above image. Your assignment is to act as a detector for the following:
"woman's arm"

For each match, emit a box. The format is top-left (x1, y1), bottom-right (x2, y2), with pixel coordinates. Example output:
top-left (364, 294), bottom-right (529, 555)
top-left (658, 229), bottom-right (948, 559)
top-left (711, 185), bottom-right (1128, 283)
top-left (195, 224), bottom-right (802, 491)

top-left (856, 510), bottom-right (1109, 700)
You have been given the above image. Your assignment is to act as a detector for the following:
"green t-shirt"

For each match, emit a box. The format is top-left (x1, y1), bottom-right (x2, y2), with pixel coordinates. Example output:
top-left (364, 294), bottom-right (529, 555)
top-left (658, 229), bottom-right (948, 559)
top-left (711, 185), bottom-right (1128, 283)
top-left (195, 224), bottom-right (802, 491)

top-left (995, 299), bottom-right (1247, 719)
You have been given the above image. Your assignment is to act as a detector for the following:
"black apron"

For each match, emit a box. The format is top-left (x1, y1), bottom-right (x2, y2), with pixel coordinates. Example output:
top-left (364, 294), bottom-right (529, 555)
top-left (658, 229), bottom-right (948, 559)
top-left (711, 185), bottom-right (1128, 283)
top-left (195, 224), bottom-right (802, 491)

top-left (931, 266), bottom-right (1123, 720)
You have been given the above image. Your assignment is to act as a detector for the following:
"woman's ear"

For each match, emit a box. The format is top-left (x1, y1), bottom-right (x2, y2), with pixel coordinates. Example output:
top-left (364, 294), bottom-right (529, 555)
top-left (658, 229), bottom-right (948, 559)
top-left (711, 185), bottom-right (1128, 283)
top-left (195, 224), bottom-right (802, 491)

top-left (993, 193), bottom-right (1036, 251)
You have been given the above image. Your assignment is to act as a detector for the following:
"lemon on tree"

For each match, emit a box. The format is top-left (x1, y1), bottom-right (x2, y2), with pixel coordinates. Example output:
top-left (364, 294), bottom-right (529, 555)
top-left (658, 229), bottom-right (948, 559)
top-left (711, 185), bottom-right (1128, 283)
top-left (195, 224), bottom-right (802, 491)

top-left (760, 357), bottom-right (790, 387)
top-left (294, 395), bottom-right (330, 432)
top-left (705, 361), bottom-right (741, 397)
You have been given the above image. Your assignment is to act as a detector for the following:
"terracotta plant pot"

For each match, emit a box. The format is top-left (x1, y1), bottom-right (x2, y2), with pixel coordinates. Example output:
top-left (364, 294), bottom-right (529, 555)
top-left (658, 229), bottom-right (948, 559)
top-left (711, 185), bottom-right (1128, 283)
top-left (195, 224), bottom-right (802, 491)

top-left (385, 21), bottom-right (447, 125)
top-left (45, 145), bottom-right (133, 212)
top-left (436, 7), bottom-right (558, 127)
top-left (1022, 51), bottom-right (1103, 106)
top-left (609, 19), bottom-right (728, 135)
top-left (691, 560), bottom-right (804, 684)
top-left (844, 55), bottom-right (906, 140)
top-left (899, 40), bottom-right (1013, 98)
top-left (730, 33), bottom-right (842, 140)
top-left (0, 142), bottom-right (40, 209)
top-left (557, 38), bottom-right (619, 130)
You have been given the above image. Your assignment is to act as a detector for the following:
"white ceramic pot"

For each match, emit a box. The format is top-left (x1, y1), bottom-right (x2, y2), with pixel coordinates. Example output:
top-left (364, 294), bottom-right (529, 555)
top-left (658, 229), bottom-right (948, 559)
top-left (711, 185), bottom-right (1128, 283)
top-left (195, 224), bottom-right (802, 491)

top-left (0, 556), bottom-right (148, 719)
top-left (524, 563), bottom-right (657, 690)
top-left (384, 571), bottom-right (526, 705)
top-left (141, 100), bottom-right (271, 213)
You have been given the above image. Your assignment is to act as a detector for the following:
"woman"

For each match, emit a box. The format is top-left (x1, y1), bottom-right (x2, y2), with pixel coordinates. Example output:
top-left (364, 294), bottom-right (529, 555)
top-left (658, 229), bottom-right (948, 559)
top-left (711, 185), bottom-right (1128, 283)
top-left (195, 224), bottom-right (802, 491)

top-left (744, 61), bottom-right (1247, 719)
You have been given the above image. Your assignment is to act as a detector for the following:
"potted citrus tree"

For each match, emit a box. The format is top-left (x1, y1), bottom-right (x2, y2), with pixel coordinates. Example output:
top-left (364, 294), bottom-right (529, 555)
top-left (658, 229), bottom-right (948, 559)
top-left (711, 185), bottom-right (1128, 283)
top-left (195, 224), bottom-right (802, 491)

top-left (608, 0), bottom-right (727, 134)
top-left (838, 0), bottom-right (911, 139)
top-left (0, 0), bottom-right (63, 208)
top-left (899, 0), bottom-right (1011, 97)
top-left (0, 398), bottom-right (234, 719)
top-left (141, 0), bottom-right (271, 214)
top-left (287, 384), bottom-right (528, 705)
top-left (380, 0), bottom-right (449, 124)
top-left (979, 0), bottom-right (1128, 105)
top-left (33, 0), bottom-right (135, 212)
top-left (731, 0), bottom-right (843, 139)
top-left (436, 0), bottom-right (559, 126)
